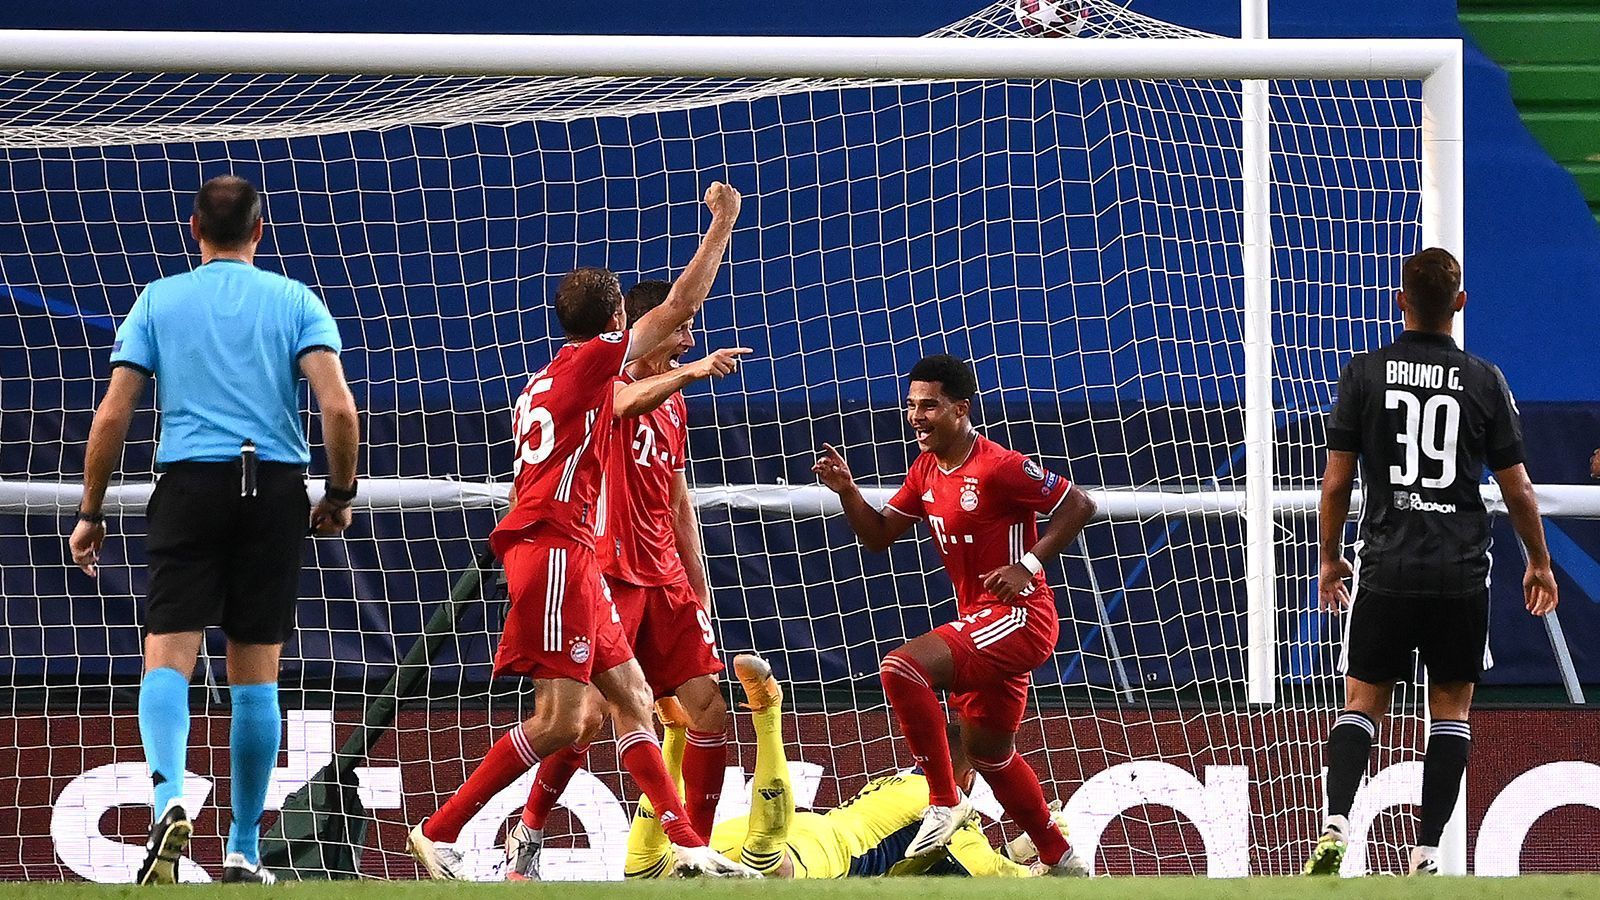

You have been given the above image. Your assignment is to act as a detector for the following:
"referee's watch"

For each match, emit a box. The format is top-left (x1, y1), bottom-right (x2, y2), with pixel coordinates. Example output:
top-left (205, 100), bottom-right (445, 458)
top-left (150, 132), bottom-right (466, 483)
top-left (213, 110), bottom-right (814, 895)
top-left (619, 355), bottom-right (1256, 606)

top-left (324, 479), bottom-right (358, 507)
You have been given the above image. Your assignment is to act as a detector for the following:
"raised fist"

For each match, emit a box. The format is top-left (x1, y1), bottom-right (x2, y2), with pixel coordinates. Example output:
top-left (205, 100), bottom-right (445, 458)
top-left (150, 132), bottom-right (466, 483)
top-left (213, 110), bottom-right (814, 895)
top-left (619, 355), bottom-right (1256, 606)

top-left (704, 181), bottom-right (742, 220)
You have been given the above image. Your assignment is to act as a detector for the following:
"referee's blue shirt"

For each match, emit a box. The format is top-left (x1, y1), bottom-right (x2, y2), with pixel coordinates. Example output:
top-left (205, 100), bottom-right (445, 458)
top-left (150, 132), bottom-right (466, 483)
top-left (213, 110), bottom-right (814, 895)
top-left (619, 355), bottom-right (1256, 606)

top-left (108, 259), bottom-right (342, 466)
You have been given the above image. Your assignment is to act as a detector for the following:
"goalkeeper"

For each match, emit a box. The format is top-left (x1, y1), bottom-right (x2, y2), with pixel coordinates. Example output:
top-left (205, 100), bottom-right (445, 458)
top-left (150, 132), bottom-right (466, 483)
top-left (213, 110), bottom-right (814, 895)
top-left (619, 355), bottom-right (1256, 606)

top-left (623, 654), bottom-right (1081, 879)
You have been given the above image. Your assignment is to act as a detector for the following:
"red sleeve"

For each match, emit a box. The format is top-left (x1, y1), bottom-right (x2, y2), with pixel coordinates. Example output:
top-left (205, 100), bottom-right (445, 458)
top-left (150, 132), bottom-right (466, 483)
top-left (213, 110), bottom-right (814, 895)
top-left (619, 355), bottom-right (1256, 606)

top-left (993, 451), bottom-right (1072, 516)
top-left (573, 331), bottom-right (632, 385)
top-left (884, 460), bottom-right (925, 520)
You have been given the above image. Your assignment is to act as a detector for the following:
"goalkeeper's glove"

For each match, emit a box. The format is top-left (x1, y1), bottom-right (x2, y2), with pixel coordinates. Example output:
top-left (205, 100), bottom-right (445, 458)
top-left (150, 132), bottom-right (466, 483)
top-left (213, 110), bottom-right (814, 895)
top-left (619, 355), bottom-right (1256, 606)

top-left (1002, 800), bottom-right (1069, 864)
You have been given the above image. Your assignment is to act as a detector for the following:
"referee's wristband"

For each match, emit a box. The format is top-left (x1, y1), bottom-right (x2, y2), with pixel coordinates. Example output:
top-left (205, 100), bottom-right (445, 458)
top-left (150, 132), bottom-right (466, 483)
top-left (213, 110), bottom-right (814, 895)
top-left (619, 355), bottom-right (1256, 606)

top-left (323, 478), bottom-right (358, 505)
top-left (1020, 552), bottom-right (1044, 576)
top-left (76, 509), bottom-right (105, 525)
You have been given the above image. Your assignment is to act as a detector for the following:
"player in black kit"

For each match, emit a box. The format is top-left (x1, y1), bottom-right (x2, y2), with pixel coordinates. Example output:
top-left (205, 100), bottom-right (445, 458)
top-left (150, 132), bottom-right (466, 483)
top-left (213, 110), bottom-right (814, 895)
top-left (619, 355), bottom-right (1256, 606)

top-left (1303, 248), bottom-right (1559, 877)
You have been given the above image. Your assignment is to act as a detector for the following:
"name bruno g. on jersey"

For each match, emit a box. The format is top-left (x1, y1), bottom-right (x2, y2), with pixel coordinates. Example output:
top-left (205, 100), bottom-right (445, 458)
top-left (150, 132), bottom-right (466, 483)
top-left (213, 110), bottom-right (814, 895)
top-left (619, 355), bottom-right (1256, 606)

top-left (1384, 359), bottom-right (1466, 514)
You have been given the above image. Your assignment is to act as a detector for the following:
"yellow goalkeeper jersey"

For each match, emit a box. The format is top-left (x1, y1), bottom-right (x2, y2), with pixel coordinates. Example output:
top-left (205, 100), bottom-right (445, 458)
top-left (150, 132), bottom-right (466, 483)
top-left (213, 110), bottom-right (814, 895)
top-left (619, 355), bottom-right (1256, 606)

top-left (695, 772), bottom-right (1029, 879)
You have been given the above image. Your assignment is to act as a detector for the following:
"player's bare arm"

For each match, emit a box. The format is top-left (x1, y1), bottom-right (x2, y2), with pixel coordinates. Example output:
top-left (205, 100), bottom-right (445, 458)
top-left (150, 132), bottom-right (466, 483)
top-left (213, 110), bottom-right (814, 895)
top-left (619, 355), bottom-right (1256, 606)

top-left (981, 483), bottom-right (1096, 603)
top-left (812, 443), bottom-right (917, 552)
top-left (68, 365), bottom-right (148, 577)
top-left (613, 347), bottom-right (753, 418)
top-left (301, 349), bottom-right (360, 535)
top-left (627, 182), bottom-right (742, 362)
top-left (1590, 448), bottom-right (1600, 480)
top-left (1492, 462), bottom-right (1559, 616)
top-left (1317, 449), bottom-right (1358, 611)
top-left (670, 471), bottom-right (714, 606)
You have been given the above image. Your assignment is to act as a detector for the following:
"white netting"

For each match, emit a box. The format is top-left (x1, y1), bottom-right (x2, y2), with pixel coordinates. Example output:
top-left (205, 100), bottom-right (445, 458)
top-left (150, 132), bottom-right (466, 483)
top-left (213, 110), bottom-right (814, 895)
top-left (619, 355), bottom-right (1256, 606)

top-left (2, 1), bottom-right (1436, 881)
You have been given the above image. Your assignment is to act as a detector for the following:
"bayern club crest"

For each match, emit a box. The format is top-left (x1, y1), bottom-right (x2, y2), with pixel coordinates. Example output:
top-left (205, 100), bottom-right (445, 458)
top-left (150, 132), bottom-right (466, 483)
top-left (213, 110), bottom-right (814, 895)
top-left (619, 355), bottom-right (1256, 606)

top-left (569, 637), bottom-right (592, 664)
top-left (959, 484), bottom-right (980, 511)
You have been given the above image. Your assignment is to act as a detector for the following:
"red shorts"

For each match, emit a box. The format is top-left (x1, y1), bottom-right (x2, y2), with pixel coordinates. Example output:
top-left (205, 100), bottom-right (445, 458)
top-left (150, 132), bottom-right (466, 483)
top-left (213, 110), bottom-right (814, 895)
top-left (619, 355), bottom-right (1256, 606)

top-left (608, 576), bottom-right (724, 698)
top-left (495, 537), bottom-right (633, 683)
top-left (933, 602), bottom-right (1058, 734)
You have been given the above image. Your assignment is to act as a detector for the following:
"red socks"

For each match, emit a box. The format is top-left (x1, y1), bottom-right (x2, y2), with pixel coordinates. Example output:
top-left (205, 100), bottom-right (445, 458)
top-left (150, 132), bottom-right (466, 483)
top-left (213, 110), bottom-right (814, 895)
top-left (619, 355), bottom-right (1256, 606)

top-left (682, 729), bottom-right (727, 840)
top-left (425, 725), bottom-right (539, 843)
top-left (521, 743), bottom-right (588, 830)
top-left (617, 729), bottom-right (702, 847)
top-left (974, 751), bottom-right (1069, 866)
top-left (880, 652), bottom-right (960, 806)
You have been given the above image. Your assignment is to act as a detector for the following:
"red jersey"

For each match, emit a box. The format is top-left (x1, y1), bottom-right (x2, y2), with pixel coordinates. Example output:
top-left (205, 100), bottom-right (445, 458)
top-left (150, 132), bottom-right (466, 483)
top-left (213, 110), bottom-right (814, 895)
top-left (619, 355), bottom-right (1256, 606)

top-left (489, 331), bottom-right (630, 557)
top-left (884, 434), bottom-right (1071, 614)
top-left (599, 373), bottom-right (689, 587)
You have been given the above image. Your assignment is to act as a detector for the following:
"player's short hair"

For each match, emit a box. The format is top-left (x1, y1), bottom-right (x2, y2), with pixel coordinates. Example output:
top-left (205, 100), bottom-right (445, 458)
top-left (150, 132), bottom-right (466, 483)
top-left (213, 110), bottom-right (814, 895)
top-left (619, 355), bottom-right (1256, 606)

top-left (193, 175), bottom-right (261, 249)
top-left (555, 267), bottom-right (624, 339)
top-left (1402, 247), bottom-right (1462, 328)
top-left (625, 279), bottom-right (672, 324)
top-left (908, 353), bottom-right (977, 402)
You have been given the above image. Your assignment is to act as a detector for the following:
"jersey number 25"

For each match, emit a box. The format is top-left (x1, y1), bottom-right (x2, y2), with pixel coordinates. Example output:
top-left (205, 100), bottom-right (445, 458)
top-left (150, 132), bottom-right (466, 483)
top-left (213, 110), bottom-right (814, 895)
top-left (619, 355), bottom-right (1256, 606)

top-left (512, 377), bottom-right (556, 477)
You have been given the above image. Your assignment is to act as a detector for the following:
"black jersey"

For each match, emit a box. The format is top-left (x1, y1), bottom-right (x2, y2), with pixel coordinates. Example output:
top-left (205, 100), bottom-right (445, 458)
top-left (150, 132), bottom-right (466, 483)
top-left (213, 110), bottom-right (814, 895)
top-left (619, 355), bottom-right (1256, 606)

top-left (1326, 331), bottom-right (1525, 596)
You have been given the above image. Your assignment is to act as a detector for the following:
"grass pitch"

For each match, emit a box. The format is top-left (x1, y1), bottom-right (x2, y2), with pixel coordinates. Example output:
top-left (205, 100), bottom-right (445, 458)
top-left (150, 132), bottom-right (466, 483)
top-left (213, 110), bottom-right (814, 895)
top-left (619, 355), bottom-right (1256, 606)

top-left (9, 877), bottom-right (1600, 900)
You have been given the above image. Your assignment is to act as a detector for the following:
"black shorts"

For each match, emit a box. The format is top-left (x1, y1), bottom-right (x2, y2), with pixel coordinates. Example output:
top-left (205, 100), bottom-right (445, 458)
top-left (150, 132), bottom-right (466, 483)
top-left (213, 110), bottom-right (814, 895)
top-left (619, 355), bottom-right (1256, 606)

top-left (144, 461), bottom-right (310, 644)
top-left (1342, 585), bottom-right (1492, 685)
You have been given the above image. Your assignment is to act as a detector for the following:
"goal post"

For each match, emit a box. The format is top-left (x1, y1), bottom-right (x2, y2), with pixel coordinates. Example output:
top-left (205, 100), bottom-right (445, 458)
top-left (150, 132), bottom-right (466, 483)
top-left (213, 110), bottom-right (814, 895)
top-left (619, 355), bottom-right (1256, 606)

top-left (3, 10), bottom-right (1552, 881)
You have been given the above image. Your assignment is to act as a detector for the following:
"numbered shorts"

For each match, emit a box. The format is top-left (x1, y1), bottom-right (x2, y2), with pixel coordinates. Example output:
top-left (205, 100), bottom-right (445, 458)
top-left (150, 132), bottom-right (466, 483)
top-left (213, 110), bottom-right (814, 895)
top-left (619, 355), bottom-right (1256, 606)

top-left (934, 602), bottom-right (1058, 734)
top-left (144, 461), bottom-right (309, 644)
top-left (1341, 585), bottom-right (1492, 685)
top-left (609, 577), bottom-right (725, 698)
top-left (496, 537), bottom-right (633, 683)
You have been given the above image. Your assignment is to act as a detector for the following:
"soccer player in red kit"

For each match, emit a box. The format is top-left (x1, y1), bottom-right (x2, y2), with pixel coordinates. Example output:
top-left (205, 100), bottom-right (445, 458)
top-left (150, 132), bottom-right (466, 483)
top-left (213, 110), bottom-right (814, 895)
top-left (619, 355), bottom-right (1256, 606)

top-left (504, 280), bottom-right (750, 879)
top-left (813, 354), bottom-right (1096, 876)
top-left (407, 182), bottom-right (756, 880)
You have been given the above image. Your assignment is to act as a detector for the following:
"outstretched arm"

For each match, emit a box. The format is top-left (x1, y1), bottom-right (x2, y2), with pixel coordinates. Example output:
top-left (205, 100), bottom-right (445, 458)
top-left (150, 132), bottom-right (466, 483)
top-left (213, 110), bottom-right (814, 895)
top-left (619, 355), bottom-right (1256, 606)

top-left (613, 347), bottom-right (752, 418)
top-left (1317, 450), bottom-right (1358, 611)
top-left (69, 366), bottom-right (148, 577)
top-left (812, 443), bottom-right (916, 553)
top-left (1494, 462), bottom-right (1559, 616)
top-left (627, 183), bottom-right (742, 362)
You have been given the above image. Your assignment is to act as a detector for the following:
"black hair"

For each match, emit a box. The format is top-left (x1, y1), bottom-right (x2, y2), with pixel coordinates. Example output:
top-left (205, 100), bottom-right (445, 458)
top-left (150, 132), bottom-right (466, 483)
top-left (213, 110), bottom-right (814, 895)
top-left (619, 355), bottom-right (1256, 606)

top-left (193, 175), bottom-right (261, 248)
top-left (554, 267), bottom-right (624, 339)
top-left (908, 353), bottom-right (977, 402)
top-left (1402, 247), bottom-right (1462, 328)
top-left (625, 280), bottom-right (672, 325)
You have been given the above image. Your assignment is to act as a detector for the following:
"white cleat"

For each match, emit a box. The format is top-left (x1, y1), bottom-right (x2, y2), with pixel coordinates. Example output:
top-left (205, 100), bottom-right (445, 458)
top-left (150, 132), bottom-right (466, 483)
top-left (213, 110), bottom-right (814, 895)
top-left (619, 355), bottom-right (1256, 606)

top-left (407, 820), bottom-right (467, 881)
top-left (904, 795), bottom-right (976, 859)
top-left (505, 821), bottom-right (544, 882)
top-left (1031, 849), bottom-right (1090, 877)
top-left (1408, 846), bottom-right (1439, 876)
top-left (671, 843), bottom-right (764, 878)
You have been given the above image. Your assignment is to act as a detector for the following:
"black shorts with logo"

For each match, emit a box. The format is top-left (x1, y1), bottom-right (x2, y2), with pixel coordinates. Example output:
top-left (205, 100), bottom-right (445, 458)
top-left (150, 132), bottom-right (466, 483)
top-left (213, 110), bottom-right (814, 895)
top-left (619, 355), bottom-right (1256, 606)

top-left (144, 461), bottom-right (309, 644)
top-left (1342, 585), bottom-right (1492, 685)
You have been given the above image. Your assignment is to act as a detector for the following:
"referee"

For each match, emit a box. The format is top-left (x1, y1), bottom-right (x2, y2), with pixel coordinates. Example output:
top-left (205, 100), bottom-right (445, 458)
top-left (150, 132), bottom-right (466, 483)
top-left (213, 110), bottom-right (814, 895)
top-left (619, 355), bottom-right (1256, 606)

top-left (67, 176), bottom-right (360, 885)
top-left (1305, 247), bottom-right (1558, 876)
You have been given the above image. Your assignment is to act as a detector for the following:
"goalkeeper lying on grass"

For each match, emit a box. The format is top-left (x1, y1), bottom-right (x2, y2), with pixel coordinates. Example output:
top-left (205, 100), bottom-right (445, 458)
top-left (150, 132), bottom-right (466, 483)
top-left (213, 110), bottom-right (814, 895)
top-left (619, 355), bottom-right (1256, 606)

top-left (610, 654), bottom-right (1086, 878)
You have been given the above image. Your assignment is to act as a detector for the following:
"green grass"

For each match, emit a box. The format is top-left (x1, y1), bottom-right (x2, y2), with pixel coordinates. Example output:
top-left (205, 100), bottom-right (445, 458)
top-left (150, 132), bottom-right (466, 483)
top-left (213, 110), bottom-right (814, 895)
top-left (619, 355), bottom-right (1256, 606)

top-left (9, 877), bottom-right (1600, 900)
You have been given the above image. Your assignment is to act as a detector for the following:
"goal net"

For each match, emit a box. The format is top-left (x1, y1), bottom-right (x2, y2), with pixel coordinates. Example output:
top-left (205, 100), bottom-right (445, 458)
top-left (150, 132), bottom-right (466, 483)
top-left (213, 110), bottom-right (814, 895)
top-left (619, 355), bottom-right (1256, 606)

top-left (1, 1), bottom-right (1451, 881)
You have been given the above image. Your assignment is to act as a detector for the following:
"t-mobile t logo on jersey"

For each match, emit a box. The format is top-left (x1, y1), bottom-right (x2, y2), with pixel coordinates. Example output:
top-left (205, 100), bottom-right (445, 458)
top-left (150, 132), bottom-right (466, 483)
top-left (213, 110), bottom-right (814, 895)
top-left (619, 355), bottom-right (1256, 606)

top-left (1393, 491), bottom-right (1457, 513)
top-left (926, 514), bottom-right (975, 547)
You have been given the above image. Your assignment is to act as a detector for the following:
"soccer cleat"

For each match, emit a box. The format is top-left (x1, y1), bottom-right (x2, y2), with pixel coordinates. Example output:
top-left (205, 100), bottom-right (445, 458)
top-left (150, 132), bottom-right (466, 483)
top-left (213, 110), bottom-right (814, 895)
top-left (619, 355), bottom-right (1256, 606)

top-left (656, 696), bottom-right (693, 730)
top-left (670, 843), bottom-right (764, 878)
top-left (1030, 849), bottom-right (1090, 877)
top-left (733, 654), bottom-right (782, 711)
top-left (220, 853), bottom-right (277, 884)
top-left (136, 800), bottom-right (192, 885)
top-left (407, 820), bottom-right (467, 881)
top-left (904, 795), bottom-right (976, 859)
top-left (1302, 830), bottom-right (1347, 876)
top-left (1408, 846), bottom-right (1439, 876)
top-left (504, 821), bottom-right (544, 882)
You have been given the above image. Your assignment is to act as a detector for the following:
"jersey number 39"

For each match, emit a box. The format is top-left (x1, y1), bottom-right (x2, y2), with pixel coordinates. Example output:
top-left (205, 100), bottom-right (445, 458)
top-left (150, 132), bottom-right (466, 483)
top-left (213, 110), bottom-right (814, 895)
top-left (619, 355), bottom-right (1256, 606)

top-left (1385, 388), bottom-right (1460, 489)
